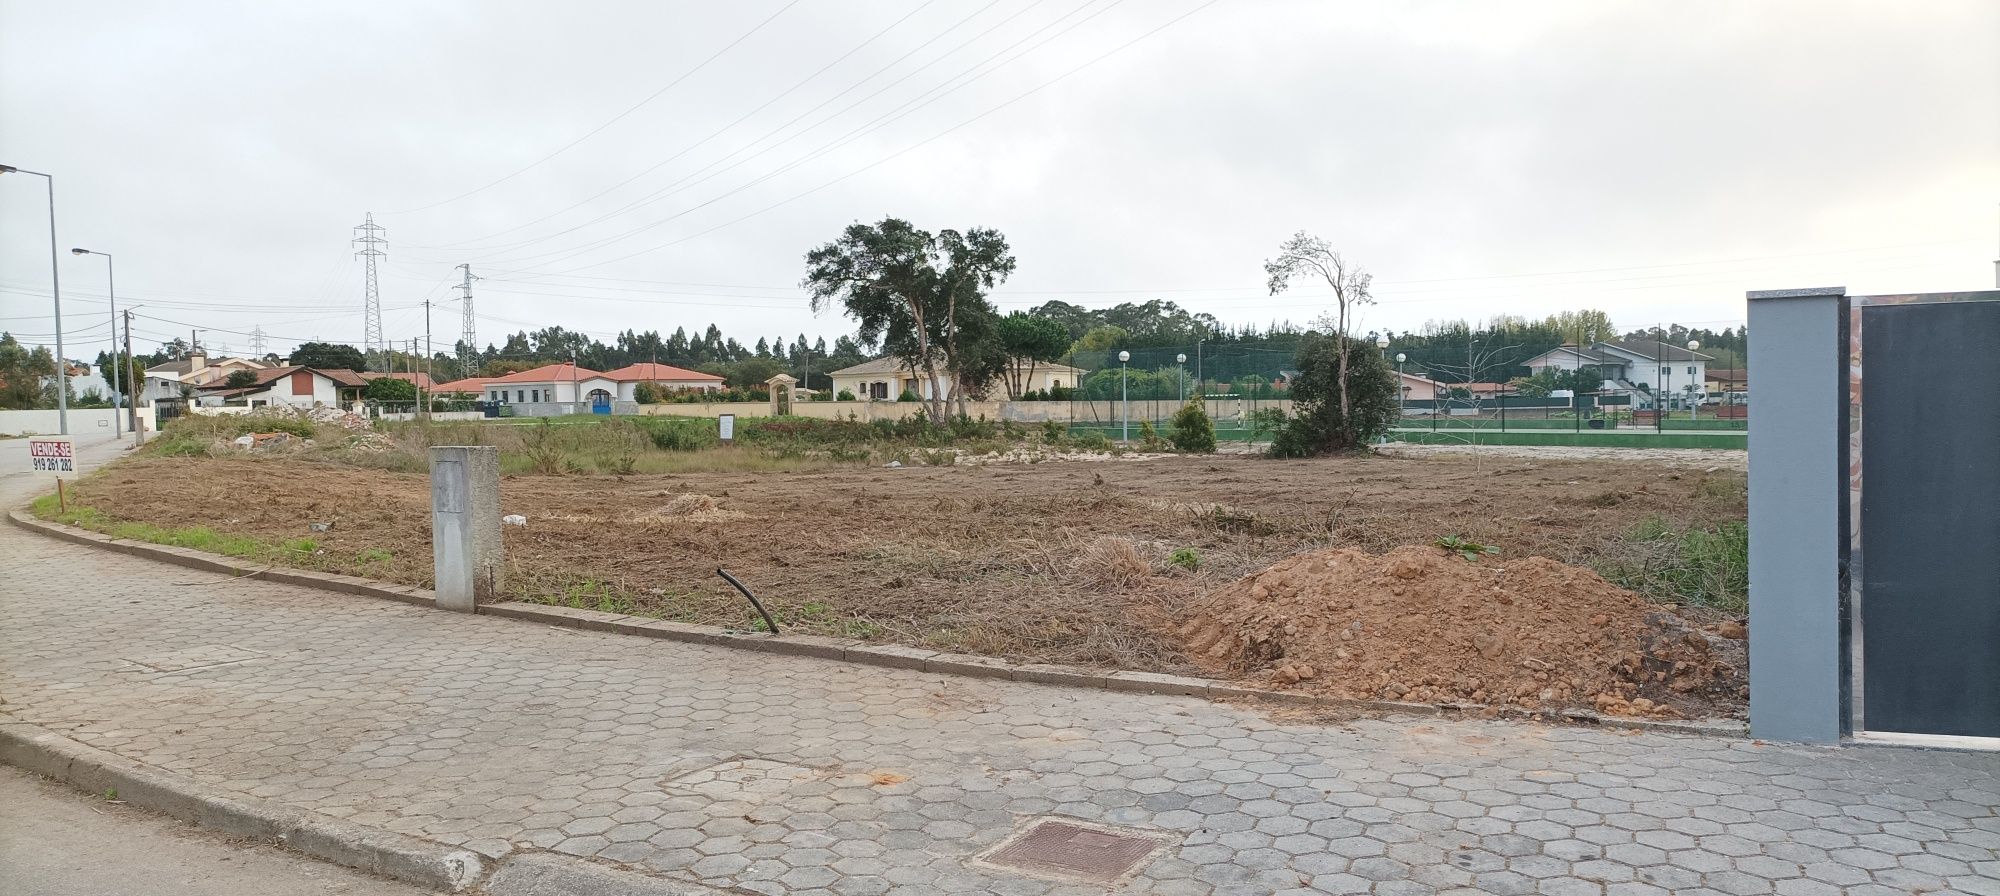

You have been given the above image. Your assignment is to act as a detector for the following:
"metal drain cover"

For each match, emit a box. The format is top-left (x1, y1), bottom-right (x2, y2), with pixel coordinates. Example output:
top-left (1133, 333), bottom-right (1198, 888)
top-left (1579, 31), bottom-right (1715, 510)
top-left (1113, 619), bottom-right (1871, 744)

top-left (977, 818), bottom-right (1173, 884)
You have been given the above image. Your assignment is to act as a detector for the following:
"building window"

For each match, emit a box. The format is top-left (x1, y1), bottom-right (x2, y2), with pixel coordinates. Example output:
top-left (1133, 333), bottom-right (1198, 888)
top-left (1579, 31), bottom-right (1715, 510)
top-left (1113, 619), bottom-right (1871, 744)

top-left (290, 370), bottom-right (313, 396)
top-left (1660, 366), bottom-right (1670, 377)
top-left (516, 390), bottom-right (525, 403)
top-left (1687, 365), bottom-right (1696, 375)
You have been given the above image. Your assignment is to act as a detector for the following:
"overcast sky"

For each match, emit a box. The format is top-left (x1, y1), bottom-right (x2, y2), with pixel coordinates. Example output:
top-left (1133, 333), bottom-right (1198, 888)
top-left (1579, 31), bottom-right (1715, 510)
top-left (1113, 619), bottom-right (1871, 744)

top-left (4, 0), bottom-right (1996, 361)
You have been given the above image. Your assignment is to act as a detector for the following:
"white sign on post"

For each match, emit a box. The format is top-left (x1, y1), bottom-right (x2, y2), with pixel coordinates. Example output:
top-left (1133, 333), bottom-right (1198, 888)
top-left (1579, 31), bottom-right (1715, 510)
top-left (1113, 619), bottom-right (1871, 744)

top-left (718, 414), bottom-right (735, 442)
top-left (28, 437), bottom-right (76, 478)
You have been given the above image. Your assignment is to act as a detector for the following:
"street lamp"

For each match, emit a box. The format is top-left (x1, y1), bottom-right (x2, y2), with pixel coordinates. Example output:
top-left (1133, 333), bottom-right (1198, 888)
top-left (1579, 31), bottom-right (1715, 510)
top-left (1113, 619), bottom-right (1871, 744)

top-left (1686, 340), bottom-right (1701, 420)
top-left (1176, 353), bottom-right (1187, 403)
top-left (71, 248), bottom-right (121, 436)
top-left (1118, 350), bottom-right (1130, 443)
top-left (1395, 352), bottom-right (1408, 419)
top-left (2, 164), bottom-right (68, 434)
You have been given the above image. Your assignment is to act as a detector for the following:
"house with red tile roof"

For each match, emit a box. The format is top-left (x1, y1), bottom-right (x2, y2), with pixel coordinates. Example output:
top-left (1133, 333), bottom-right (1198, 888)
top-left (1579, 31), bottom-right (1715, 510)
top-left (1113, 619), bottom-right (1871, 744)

top-left (470, 362), bottom-right (624, 413)
top-left (601, 362), bottom-right (724, 400)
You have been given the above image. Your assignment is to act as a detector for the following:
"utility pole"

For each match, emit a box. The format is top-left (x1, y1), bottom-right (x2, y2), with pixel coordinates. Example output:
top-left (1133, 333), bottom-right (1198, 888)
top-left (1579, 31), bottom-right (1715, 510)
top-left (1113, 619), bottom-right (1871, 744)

top-left (354, 213), bottom-right (387, 370)
top-left (423, 299), bottom-right (433, 420)
top-left (456, 263), bottom-right (479, 375)
top-left (124, 309), bottom-right (140, 444)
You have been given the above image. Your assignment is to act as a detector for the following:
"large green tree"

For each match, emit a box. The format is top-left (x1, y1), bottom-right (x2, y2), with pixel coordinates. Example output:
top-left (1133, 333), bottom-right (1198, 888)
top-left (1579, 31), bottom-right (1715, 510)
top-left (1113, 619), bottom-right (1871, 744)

top-left (996, 312), bottom-right (1070, 399)
top-left (0, 333), bottom-right (58, 409)
top-left (802, 217), bottom-right (1015, 421)
top-left (290, 341), bottom-right (367, 371)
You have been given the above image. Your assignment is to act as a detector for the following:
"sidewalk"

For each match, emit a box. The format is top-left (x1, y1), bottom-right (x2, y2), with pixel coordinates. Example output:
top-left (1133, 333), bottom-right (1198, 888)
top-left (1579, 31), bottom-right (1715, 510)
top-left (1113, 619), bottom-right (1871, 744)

top-left (2, 453), bottom-right (1997, 894)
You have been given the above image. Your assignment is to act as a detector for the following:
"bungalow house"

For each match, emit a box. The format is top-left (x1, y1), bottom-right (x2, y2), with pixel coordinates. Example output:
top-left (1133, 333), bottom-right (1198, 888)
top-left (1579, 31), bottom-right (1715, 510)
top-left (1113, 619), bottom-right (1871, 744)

top-left (601, 362), bottom-right (725, 400)
top-left (1523, 340), bottom-right (1713, 408)
top-left (830, 356), bottom-right (1085, 401)
top-left (475, 362), bottom-right (625, 413)
top-left (140, 352), bottom-right (268, 404)
top-left (431, 375), bottom-right (498, 397)
top-left (1705, 368), bottom-right (1747, 393)
top-left (195, 366), bottom-right (369, 408)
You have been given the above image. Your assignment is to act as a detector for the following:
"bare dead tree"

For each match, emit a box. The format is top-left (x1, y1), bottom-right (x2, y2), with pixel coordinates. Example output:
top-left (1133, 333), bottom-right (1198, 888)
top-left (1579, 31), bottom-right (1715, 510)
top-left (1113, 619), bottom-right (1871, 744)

top-left (1264, 232), bottom-right (1374, 419)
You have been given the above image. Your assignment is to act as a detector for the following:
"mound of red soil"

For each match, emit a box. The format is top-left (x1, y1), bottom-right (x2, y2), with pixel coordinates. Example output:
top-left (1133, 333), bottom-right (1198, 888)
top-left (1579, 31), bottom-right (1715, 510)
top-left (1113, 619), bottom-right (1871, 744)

top-left (1175, 545), bottom-right (1746, 719)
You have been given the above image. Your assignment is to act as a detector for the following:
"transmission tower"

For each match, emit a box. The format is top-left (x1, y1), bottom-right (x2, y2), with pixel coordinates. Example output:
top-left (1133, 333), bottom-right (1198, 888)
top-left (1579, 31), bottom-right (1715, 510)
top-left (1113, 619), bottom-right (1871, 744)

top-left (353, 212), bottom-right (388, 370)
top-left (249, 325), bottom-right (267, 358)
top-left (456, 263), bottom-right (480, 373)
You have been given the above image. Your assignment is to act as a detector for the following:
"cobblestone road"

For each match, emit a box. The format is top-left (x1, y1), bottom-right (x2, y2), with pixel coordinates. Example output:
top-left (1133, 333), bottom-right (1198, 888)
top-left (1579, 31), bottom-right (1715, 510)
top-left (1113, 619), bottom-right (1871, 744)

top-left (2, 447), bottom-right (1997, 895)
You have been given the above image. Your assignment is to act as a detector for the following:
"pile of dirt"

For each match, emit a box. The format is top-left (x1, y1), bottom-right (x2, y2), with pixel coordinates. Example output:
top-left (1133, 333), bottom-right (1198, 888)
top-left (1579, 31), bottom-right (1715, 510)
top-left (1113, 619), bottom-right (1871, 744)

top-left (1175, 545), bottom-right (1746, 719)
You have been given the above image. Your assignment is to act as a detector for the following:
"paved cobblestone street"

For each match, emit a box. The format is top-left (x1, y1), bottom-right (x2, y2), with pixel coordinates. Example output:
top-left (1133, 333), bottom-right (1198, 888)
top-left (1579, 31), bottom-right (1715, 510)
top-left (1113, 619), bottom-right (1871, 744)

top-left (3, 444), bottom-right (1999, 895)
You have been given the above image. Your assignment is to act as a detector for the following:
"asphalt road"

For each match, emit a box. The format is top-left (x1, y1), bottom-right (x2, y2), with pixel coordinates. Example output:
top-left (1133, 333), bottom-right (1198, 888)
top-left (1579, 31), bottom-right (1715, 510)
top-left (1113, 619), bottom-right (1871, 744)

top-left (0, 766), bottom-right (433, 896)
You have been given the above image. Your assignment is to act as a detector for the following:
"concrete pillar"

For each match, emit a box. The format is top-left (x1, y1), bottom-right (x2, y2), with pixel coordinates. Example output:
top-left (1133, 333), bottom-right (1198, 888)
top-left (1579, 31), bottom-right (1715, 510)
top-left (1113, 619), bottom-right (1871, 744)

top-left (430, 446), bottom-right (502, 613)
top-left (1745, 287), bottom-right (1847, 742)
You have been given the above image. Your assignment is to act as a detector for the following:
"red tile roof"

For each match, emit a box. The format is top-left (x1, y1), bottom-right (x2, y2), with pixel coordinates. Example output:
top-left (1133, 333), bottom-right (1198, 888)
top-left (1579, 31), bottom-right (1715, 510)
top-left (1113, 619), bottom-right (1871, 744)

top-left (194, 366), bottom-right (368, 393)
top-left (486, 362), bottom-right (612, 384)
top-left (603, 362), bottom-right (724, 382)
top-left (432, 376), bottom-right (498, 393)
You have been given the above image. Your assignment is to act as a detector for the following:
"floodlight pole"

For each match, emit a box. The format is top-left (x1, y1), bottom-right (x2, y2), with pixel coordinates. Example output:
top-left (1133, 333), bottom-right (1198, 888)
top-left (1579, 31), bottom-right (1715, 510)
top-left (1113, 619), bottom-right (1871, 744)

top-left (1118, 350), bottom-right (1130, 443)
top-left (3, 165), bottom-right (67, 434)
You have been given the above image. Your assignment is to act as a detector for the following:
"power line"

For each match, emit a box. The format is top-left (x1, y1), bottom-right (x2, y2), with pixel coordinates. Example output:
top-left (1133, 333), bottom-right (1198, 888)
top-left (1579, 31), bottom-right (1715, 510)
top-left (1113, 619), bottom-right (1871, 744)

top-left (404, 0), bottom-right (1039, 264)
top-left (482, 0), bottom-right (1124, 270)
top-left (405, 0), bottom-right (948, 252)
top-left (385, 0), bottom-right (807, 215)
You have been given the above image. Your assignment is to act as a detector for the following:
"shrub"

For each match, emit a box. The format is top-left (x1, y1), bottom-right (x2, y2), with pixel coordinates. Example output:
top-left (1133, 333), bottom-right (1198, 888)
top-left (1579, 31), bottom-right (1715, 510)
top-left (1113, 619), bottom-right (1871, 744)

top-left (363, 377), bottom-right (417, 402)
top-left (836, 389), bottom-right (855, 401)
top-left (632, 382), bottom-right (667, 404)
top-left (1268, 334), bottom-right (1398, 457)
top-left (897, 389), bottom-right (921, 402)
top-left (1041, 420), bottom-right (1065, 444)
top-left (630, 416), bottom-right (719, 451)
top-left (1168, 400), bottom-right (1216, 453)
top-left (1137, 420), bottom-right (1166, 451)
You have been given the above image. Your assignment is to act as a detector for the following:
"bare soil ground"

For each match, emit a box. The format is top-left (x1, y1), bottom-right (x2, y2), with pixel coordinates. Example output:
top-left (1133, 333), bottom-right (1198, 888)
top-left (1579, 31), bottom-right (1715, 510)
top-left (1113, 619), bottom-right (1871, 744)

top-left (67, 451), bottom-right (1743, 693)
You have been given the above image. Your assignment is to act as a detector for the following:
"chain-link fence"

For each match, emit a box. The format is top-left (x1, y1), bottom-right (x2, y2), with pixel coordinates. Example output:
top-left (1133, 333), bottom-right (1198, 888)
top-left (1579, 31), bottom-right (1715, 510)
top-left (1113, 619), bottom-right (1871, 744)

top-left (1029, 320), bottom-right (1748, 441)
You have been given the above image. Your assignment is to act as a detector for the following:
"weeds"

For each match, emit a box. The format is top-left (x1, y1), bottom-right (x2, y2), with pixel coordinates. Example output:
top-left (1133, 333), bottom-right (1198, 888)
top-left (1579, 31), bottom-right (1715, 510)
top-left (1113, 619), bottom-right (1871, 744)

top-left (1168, 547), bottom-right (1201, 571)
top-left (1436, 535), bottom-right (1499, 561)
top-left (1595, 517), bottom-right (1748, 612)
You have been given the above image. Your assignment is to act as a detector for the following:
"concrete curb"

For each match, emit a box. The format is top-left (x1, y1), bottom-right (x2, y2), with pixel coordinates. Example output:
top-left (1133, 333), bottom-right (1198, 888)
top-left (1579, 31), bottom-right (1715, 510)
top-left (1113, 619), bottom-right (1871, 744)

top-left (0, 719), bottom-right (733, 895)
top-left (0, 720), bottom-right (490, 892)
top-left (8, 509), bottom-right (1748, 739)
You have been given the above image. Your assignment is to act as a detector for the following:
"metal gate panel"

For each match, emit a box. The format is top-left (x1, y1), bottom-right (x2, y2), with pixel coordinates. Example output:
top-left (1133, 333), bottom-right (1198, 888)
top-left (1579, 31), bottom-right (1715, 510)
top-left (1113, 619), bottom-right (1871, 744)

top-left (1854, 294), bottom-right (2000, 738)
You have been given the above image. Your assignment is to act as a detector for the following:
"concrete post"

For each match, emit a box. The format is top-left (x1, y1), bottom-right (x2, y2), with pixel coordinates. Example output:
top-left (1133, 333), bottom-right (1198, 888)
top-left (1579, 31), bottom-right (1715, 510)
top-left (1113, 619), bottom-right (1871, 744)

top-left (430, 446), bottom-right (502, 613)
top-left (1745, 287), bottom-right (1846, 743)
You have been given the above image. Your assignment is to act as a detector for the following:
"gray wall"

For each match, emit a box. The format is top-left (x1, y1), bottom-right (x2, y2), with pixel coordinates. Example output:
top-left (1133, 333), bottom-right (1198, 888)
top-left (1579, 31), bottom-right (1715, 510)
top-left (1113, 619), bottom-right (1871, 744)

top-left (1745, 288), bottom-right (1846, 743)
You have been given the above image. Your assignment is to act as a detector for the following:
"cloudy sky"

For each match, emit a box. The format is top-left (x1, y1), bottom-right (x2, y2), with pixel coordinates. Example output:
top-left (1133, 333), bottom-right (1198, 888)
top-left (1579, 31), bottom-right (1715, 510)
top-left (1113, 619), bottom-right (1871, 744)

top-left (3, 0), bottom-right (1996, 361)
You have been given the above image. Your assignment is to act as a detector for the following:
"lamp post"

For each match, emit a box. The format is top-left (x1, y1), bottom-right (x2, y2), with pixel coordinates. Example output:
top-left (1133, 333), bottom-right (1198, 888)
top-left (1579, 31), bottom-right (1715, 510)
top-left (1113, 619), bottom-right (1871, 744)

top-left (1176, 353), bottom-right (1187, 403)
top-left (70, 248), bottom-right (121, 436)
top-left (2, 164), bottom-right (68, 434)
top-left (1395, 352), bottom-right (1408, 419)
top-left (1118, 350), bottom-right (1130, 443)
top-left (1686, 340), bottom-right (1701, 420)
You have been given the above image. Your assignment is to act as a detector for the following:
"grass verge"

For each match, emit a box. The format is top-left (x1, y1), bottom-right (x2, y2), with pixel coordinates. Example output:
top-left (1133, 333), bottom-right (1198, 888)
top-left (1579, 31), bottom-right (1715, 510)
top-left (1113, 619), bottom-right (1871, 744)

top-left (1593, 516), bottom-right (1748, 614)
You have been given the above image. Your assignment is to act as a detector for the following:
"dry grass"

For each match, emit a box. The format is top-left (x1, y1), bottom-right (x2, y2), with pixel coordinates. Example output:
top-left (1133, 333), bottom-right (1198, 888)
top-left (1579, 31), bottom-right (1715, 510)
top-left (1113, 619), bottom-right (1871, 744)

top-left (51, 450), bottom-right (1746, 673)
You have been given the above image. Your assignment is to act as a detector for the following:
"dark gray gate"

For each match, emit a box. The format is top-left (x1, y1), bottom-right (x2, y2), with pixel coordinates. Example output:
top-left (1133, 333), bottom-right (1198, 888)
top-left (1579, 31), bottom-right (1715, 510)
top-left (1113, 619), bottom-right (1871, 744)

top-left (1856, 294), bottom-right (2000, 737)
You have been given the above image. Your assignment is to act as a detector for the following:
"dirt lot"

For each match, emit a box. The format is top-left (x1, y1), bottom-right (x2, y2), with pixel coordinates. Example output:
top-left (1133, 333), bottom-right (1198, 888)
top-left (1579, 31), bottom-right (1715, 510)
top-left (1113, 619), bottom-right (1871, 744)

top-left (67, 450), bottom-right (1743, 688)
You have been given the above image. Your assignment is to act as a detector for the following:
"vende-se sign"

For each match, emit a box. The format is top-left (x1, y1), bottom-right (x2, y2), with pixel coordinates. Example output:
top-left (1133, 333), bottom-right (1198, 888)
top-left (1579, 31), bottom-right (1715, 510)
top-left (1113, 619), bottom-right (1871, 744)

top-left (28, 437), bottom-right (77, 477)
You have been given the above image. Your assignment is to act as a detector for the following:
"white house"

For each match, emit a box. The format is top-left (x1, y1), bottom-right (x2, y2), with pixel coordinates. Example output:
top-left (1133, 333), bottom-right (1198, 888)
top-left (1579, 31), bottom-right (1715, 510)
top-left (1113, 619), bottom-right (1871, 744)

top-left (141, 352), bottom-right (268, 404)
top-left (475, 362), bottom-right (624, 411)
top-left (1523, 340), bottom-right (1712, 408)
top-left (602, 362), bottom-right (725, 400)
top-left (195, 366), bottom-right (369, 408)
top-left (829, 356), bottom-right (1085, 401)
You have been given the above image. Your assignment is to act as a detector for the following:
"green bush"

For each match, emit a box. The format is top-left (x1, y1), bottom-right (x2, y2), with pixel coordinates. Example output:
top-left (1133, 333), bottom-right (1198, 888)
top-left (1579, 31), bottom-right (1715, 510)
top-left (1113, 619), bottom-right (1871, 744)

top-left (630, 416), bottom-right (719, 451)
top-left (1168, 400), bottom-right (1216, 453)
top-left (836, 389), bottom-right (855, 401)
top-left (1267, 334), bottom-right (1398, 457)
top-left (1041, 420), bottom-right (1065, 443)
top-left (897, 389), bottom-right (921, 402)
top-left (364, 377), bottom-right (417, 402)
top-left (632, 382), bottom-right (667, 404)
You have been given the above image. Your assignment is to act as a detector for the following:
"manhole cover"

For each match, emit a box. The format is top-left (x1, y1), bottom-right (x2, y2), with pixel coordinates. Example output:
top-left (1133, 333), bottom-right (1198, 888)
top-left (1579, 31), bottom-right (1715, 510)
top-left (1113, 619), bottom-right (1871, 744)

top-left (977, 818), bottom-right (1174, 885)
top-left (126, 645), bottom-right (265, 673)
